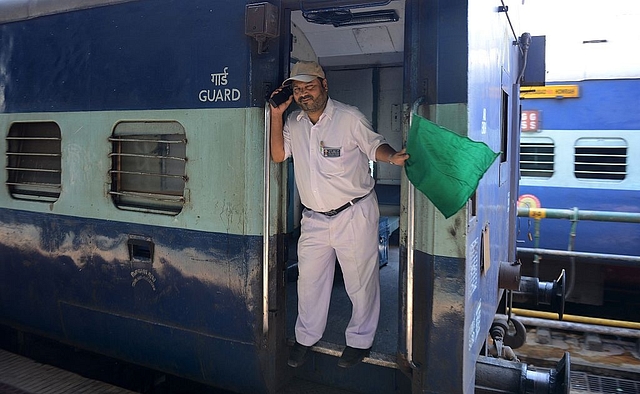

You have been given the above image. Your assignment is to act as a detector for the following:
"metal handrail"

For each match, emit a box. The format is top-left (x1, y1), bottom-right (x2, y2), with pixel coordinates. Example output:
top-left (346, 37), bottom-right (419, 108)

top-left (517, 206), bottom-right (640, 268)
top-left (263, 102), bottom-right (271, 336)
top-left (517, 206), bottom-right (640, 223)
top-left (406, 97), bottom-right (424, 368)
top-left (517, 248), bottom-right (640, 266)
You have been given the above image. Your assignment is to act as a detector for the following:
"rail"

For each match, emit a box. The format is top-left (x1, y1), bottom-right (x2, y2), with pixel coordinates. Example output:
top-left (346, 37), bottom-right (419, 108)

top-left (405, 97), bottom-right (424, 369)
top-left (517, 206), bottom-right (640, 267)
top-left (517, 206), bottom-right (640, 297)
top-left (518, 207), bottom-right (640, 223)
top-left (263, 103), bottom-right (271, 337)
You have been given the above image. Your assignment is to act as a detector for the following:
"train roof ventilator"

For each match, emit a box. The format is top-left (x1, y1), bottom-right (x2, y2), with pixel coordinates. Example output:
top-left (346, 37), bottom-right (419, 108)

top-left (299, 0), bottom-right (398, 27)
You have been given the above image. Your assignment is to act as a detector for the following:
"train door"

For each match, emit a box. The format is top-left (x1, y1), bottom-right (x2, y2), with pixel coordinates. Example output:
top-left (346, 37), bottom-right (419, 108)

top-left (262, 1), bottom-right (549, 393)
top-left (269, 1), bottom-right (410, 392)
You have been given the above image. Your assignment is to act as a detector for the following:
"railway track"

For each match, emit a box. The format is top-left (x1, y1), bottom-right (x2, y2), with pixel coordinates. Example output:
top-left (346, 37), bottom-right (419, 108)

top-left (515, 325), bottom-right (640, 393)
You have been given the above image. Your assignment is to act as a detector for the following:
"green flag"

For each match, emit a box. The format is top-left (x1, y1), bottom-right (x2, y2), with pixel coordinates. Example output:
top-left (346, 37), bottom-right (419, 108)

top-left (405, 114), bottom-right (499, 219)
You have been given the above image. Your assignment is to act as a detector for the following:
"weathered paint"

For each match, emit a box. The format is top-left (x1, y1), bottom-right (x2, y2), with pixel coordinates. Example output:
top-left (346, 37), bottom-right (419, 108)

top-left (0, 0), bottom-right (251, 112)
top-left (0, 208), bottom-right (268, 392)
top-left (0, 0), bottom-right (530, 392)
top-left (0, 107), bottom-right (267, 236)
top-left (403, 0), bottom-right (522, 392)
top-left (0, 0), bottom-right (285, 392)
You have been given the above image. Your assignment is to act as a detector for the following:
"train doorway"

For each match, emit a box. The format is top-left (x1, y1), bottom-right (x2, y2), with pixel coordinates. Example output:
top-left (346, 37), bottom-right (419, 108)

top-left (278, 0), bottom-right (406, 373)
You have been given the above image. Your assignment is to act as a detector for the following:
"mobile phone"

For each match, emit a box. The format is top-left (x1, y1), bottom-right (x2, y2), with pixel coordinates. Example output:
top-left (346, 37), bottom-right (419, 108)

top-left (269, 85), bottom-right (293, 107)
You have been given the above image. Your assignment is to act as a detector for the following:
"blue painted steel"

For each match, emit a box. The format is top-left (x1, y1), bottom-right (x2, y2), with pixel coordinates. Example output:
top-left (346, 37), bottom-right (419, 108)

top-left (0, 1), bottom-right (284, 392)
top-left (433, 2), bottom-right (468, 105)
top-left (0, 0), bottom-right (250, 113)
top-left (521, 79), bottom-right (640, 130)
top-left (412, 250), bottom-right (466, 393)
top-left (0, 0), bottom-right (533, 392)
top-left (402, 0), bottom-right (522, 391)
top-left (0, 208), bottom-right (266, 393)
top-left (519, 79), bottom-right (640, 257)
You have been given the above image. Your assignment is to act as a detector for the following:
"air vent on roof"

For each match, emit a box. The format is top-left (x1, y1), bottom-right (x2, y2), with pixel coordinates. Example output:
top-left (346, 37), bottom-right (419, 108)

top-left (300, 0), bottom-right (397, 27)
top-left (303, 9), bottom-right (398, 27)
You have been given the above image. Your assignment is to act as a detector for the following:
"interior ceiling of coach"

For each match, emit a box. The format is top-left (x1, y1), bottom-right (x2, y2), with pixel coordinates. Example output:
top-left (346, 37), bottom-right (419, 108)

top-left (290, 0), bottom-right (405, 67)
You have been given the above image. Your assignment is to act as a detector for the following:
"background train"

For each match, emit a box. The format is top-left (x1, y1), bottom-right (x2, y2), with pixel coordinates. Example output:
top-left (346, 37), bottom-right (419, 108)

top-left (0, 0), bottom-right (568, 393)
top-left (516, 2), bottom-right (640, 319)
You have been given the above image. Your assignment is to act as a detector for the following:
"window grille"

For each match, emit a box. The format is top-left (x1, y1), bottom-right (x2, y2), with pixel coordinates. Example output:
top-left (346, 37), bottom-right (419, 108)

top-left (6, 122), bottom-right (62, 202)
top-left (519, 138), bottom-right (554, 178)
top-left (109, 121), bottom-right (187, 215)
top-left (574, 138), bottom-right (627, 181)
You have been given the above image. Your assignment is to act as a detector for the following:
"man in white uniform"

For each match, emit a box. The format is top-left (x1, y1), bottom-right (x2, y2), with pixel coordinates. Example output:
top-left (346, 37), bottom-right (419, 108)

top-left (270, 61), bottom-right (408, 368)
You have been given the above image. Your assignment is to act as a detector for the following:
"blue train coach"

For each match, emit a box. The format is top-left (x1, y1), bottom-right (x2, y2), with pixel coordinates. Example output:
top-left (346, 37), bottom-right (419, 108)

top-left (0, 1), bottom-right (569, 393)
top-left (517, 15), bottom-right (640, 310)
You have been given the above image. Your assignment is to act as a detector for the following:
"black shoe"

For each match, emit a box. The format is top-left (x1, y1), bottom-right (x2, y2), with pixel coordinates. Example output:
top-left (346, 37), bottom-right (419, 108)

top-left (338, 346), bottom-right (370, 368)
top-left (288, 342), bottom-right (311, 367)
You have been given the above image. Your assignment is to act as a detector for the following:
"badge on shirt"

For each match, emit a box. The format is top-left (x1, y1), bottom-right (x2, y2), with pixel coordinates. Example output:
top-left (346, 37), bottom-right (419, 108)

top-left (320, 142), bottom-right (341, 158)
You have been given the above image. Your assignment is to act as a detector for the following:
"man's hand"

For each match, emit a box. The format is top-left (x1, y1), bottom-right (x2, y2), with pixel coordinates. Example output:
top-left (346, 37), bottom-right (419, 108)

top-left (269, 87), bottom-right (291, 163)
top-left (269, 86), bottom-right (293, 115)
top-left (388, 148), bottom-right (409, 166)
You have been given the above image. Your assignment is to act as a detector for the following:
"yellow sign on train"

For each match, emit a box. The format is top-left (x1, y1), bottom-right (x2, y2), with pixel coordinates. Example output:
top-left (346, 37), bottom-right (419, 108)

top-left (520, 85), bottom-right (580, 99)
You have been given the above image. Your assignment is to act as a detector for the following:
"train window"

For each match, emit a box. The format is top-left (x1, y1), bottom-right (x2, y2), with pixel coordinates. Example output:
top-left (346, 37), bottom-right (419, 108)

top-left (109, 121), bottom-right (187, 215)
top-left (574, 138), bottom-right (627, 181)
top-left (519, 138), bottom-right (554, 178)
top-left (6, 122), bottom-right (62, 202)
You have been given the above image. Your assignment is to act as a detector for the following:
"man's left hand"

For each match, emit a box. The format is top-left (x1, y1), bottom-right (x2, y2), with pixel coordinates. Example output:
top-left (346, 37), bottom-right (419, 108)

top-left (388, 148), bottom-right (409, 166)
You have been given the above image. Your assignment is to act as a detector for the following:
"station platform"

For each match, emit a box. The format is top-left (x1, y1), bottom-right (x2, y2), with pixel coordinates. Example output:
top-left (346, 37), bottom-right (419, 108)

top-left (0, 348), bottom-right (136, 394)
top-left (0, 345), bottom-right (361, 394)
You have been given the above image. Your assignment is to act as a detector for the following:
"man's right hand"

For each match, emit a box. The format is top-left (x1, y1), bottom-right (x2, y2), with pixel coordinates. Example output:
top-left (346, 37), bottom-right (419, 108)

top-left (269, 87), bottom-right (290, 163)
top-left (269, 87), bottom-right (293, 115)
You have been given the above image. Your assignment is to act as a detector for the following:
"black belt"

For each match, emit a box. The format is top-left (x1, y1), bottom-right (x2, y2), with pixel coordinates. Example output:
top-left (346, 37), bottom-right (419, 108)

top-left (318, 193), bottom-right (369, 217)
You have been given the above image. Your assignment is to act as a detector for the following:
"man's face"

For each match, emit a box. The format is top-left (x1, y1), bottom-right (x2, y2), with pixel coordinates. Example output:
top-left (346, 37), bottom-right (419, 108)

top-left (292, 78), bottom-right (328, 113)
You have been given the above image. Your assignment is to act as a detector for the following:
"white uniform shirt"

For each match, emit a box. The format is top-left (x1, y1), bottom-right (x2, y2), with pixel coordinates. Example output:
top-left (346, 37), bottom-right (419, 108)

top-left (283, 98), bottom-right (387, 212)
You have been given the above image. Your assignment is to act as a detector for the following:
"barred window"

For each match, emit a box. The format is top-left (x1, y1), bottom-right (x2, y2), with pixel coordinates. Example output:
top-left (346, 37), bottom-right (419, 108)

top-left (6, 122), bottom-right (62, 202)
top-left (109, 121), bottom-right (187, 215)
top-left (519, 138), bottom-right (554, 178)
top-left (574, 138), bottom-right (627, 181)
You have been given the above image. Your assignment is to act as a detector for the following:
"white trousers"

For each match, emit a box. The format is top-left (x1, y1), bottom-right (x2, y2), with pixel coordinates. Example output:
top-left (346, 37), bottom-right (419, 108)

top-left (295, 192), bottom-right (380, 349)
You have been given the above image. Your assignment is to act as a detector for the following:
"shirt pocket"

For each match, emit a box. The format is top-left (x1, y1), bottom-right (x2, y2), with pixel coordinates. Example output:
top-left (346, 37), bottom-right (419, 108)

top-left (317, 145), bottom-right (344, 176)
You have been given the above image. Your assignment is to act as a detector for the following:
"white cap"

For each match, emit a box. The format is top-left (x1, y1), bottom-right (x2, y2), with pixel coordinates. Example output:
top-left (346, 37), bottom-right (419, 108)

top-left (283, 60), bottom-right (326, 85)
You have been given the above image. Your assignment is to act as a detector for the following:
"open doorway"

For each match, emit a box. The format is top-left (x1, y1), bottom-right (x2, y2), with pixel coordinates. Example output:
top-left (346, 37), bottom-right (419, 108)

top-left (282, 0), bottom-right (405, 362)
